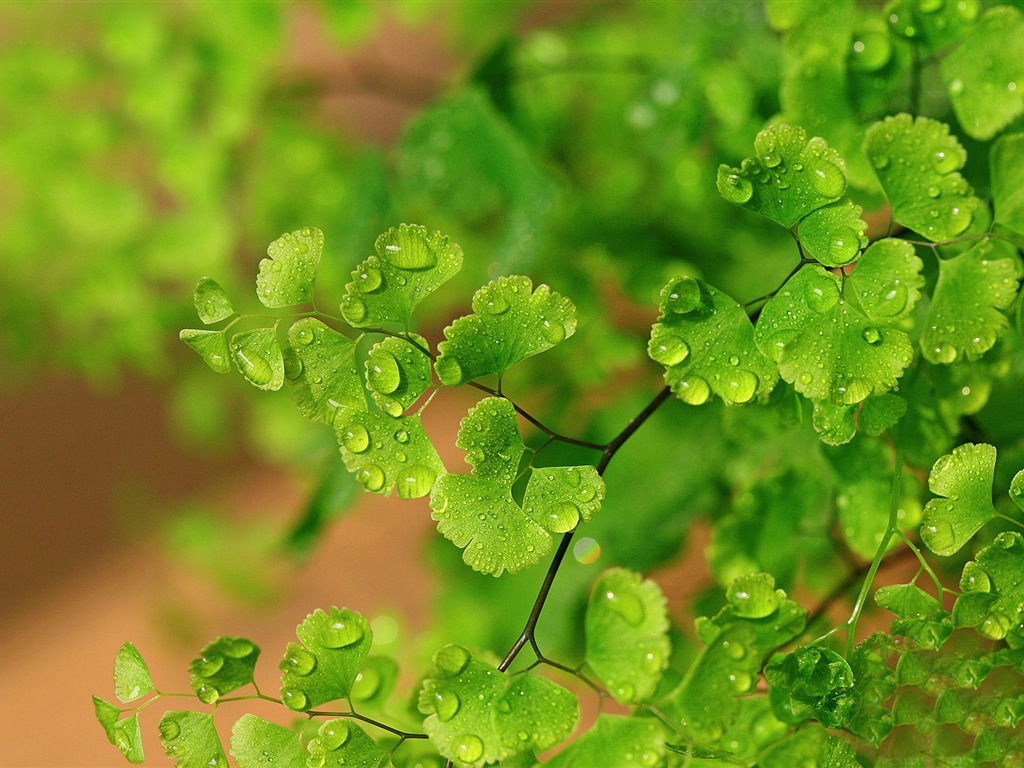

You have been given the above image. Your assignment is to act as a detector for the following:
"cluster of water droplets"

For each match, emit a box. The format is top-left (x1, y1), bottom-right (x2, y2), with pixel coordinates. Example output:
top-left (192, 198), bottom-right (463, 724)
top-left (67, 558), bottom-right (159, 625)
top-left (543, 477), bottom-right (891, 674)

top-left (337, 415), bottom-right (437, 499)
top-left (188, 637), bottom-right (257, 705)
top-left (257, 227), bottom-right (318, 307)
top-left (306, 719), bottom-right (353, 766)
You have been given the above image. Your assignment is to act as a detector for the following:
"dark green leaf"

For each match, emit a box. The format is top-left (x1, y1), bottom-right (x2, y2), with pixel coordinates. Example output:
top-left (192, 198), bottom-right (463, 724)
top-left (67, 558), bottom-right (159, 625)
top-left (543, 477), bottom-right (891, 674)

top-left (188, 636), bottom-right (260, 704)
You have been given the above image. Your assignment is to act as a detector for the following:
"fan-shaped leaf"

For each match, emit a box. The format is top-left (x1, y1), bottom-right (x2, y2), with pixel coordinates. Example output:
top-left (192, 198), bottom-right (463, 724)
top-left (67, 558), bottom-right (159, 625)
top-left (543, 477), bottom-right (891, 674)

top-left (585, 568), bottom-right (670, 703)
top-left (759, 726), bottom-right (859, 768)
top-left (955, 532), bottom-right (1024, 646)
top-left (193, 277), bottom-right (235, 324)
top-left (543, 715), bottom-right (665, 768)
top-left (278, 607), bottom-right (372, 711)
top-left (158, 711), bottom-right (227, 768)
top-left (180, 329), bottom-right (232, 373)
top-left (798, 199), bottom-right (869, 268)
top-left (93, 695), bottom-right (120, 745)
top-left (418, 645), bottom-right (578, 767)
top-left (649, 277), bottom-right (778, 405)
top-left (114, 642), bottom-right (152, 703)
top-left (111, 714), bottom-right (145, 764)
top-left (921, 239), bottom-right (1021, 364)
top-left (992, 132), bottom-right (1024, 236)
top-left (921, 443), bottom-right (997, 556)
top-left (188, 636), bottom-right (259, 704)
top-left (287, 319), bottom-right (364, 423)
top-left (766, 645), bottom-right (855, 728)
top-left (364, 334), bottom-right (431, 417)
top-left (305, 719), bottom-right (387, 768)
top-left (864, 114), bottom-right (986, 240)
top-left (230, 715), bottom-right (304, 768)
top-left (434, 275), bottom-right (575, 386)
top-left (257, 227), bottom-right (322, 308)
top-left (340, 224), bottom-right (463, 327)
top-left (454, 396), bottom-right (524, 486)
top-left (230, 327), bottom-right (285, 391)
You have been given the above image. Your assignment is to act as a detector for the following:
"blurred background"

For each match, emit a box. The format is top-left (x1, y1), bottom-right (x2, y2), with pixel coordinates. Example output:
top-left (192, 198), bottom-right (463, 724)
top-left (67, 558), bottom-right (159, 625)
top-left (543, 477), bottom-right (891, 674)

top-left (0, 1), bottom-right (868, 764)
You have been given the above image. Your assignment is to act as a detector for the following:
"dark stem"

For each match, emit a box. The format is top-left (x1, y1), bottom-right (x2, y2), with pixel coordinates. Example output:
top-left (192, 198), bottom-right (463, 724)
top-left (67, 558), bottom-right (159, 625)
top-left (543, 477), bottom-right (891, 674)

top-left (305, 709), bottom-right (427, 739)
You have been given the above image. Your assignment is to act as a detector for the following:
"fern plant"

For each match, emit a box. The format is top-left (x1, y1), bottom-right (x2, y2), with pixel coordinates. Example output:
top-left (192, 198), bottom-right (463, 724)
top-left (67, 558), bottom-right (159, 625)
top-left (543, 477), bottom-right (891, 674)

top-left (95, 1), bottom-right (1024, 766)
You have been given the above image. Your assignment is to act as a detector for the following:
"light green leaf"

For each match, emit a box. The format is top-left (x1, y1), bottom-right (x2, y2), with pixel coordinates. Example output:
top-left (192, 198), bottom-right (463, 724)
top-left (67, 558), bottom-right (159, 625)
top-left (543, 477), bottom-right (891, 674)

top-left (287, 318), bottom-right (364, 423)
top-left (158, 711), bottom-right (227, 768)
top-left (798, 199), bottom-right (868, 268)
top-left (1012, 469), bottom-right (1024, 512)
top-left (278, 606), bottom-right (372, 711)
top-left (349, 655), bottom-right (399, 706)
top-left (585, 568), bottom-right (670, 704)
top-left (230, 328), bottom-right (285, 391)
top-left (716, 124), bottom-right (848, 227)
top-left (365, 334), bottom-right (432, 417)
top-left (429, 398), bottom-right (604, 576)
top-left (334, 408), bottom-right (444, 498)
top-left (256, 226), bottom-right (322, 308)
top-left (93, 695), bottom-right (120, 745)
top-left (112, 714), bottom-right (145, 764)
top-left (875, 584), bottom-right (941, 620)
top-left (955, 531), bottom-right (1024, 647)
top-left (886, 0), bottom-right (981, 51)
top-left (864, 114), bottom-right (986, 241)
top-left (921, 239), bottom-right (1021, 364)
top-left (188, 636), bottom-right (260, 704)
top-left (812, 400), bottom-right (855, 446)
top-left (180, 329), bottom-right (232, 373)
top-left (759, 726), bottom-right (859, 768)
top-left (114, 642), bottom-right (152, 703)
top-left (857, 393), bottom-right (907, 436)
top-left (418, 645), bottom-right (579, 767)
top-left (434, 275), bottom-right (576, 386)
top-left (766, 646), bottom-right (855, 728)
top-left (340, 224), bottom-right (463, 327)
top-left (229, 715), bottom-right (304, 768)
top-left (920, 442), bottom-right (997, 556)
top-left (193, 277), bottom-right (235, 324)
top-left (942, 6), bottom-right (1024, 141)
top-left (992, 132), bottom-right (1024, 235)
top-left (754, 238), bottom-right (923, 404)
top-left (649, 277), bottom-right (778, 405)
top-left (306, 719), bottom-right (387, 768)
top-left (543, 715), bottom-right (665, 768)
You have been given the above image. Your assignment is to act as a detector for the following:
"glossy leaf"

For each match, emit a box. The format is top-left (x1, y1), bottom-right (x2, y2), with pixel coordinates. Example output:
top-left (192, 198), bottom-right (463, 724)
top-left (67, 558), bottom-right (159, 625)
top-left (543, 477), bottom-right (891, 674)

top-left (920, 442), bottom-right (997, 556)
top-left (766, 646), bottom-right (855, 728)
top-left (158, 711), bottom-right (227, 768)
top-left (287, 318), bottom-right (364, 423)
top-left (991, 132), bottom-right (1024, 235)
top-left (334, 408), bottom-right (444, 498)
top-left (758, 726), bottom-right (859, 768)
top-left (942, 6), bottom-right (1024, 141)
top-left (955, 532), bottom-right (1024, 646)
top-left (187, 636), bottom-right (260, 704)
top-left (305, 719), bottom-right (387, 768)
top-left (364, 334), bottom-right (431, 417)
top-left (434, 275), bottom-right (576, 386)
top-left (114, 642), bottom-right (152, 703)
top-left (716, 123), bottom-right (848, 228)
top-left (875, 584), bottom-right (941, 620)
top-left (649, 277), bottom-right (778, 405)
top-left (111, 714), bottom-right (145, 764)
top-left (848, 634), bottom-right (896, 746)
top-left (230, 327), bottom-right (285, 391)
top-left (754, 238), bottom-right (923, 404)
top-left (864, 114), bottom-right (985, 241)
top-left (256, 226), bottom-right (322, 308)
top-left (454, 396), bottom-right (524, 487)
top-left (585, 568), bottom-right (670, 703)
top-left (93, 695), bottom-right (120, 745)
top-left (798, 199), bottom-right (869, 268)
top-left (340, 224), bottom-right (463, 327)
top-left (921, 239), bottom-right (1021, 364)
top-left (278, 607), bottom-right (372, 711)
top-left (812, 400), bottom-right (855, 446)
top-left (193, 277), bottom-right (234, 324)
top-left (229, 715), bottom-right (304, 768)
top-left (418, 645), bottom-right (578, 767)
top-left (543, 715), bottom-right (665, 768)
top-left (180, 329), bottom-right (232, 374)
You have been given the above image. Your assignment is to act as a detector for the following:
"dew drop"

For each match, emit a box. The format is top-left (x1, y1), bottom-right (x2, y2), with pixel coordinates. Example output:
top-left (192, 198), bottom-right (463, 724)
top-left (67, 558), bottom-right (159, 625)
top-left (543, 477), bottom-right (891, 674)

top-left (809, 160), bottom-right (846, 198)
top-left (322, 615), bottom-right (365, 649)
top-left (341, 424), bottom-right (371, 453)
top-left (727, 574), bottom-right (780, 618)
top-left (280, 647), bottom-right (317, 676)
top-left (677, 376), bottom-right (710, 405)
top-left (221, 638), bottom-right (255, 658)
top-left (545, 501), bottom-right (580, 533)
top-left (930, 342), bottom-right (958, 364)
top-left (435, 644), bottom-right (471, 675)
top-left (192, 654), bottom-right (224, 678)
top-left (722, 640), bottom-right (747, 660)
top-left (435, 356), bottom-right (464, 386)
top-left (281, 687), bottom-right (308, 711)
top-left (981, 611), bottom-right (1013, 640)
top-left (830, 227), bottom-right (862, 263)
top-left (648, 330), bottom-right (689, 367)
top-left (932, 149), bottom-right (960, 175)
top-left (605, 588), bottom-right (646, 625)
top-left (481, 292), bottom-right (510, 315)
top-left (380, 236), bottom-right (437, 270)
top-left (540, 318), bottom-right (566, 344)
top-left (434, 689), bottom-right (461, 722)
top-left (724, 369), bottom-right (759, 404)
top-left (960, 562), bottom-right (991, 593)
top-left (354, 266), bottom-right (383, 293)
top-left (729, 671), bottom-right (755, 693)
top-left (319, 720), bottom-right (350, 751)
top-left (922, 521), bottom-right (957, 552)
top-left (720, 173), bottom-right (753, 205)
top-left (642, 649), bottom-right (664, 673)
top-left (805, 277), bottom-right (840, 313)
top-left (358, 464), bottom-right (386, 492)
top-left (341, 296), bottom-right (368, 324)
top-left (663, 276), bottom-right (704, 314)
top-left (947, 205), bottom-right (973, 235)
top-left (159, 719), bottom-right (181, 741)
top-left (368, 352), bottom-right (401, 394)
top-left (234, 350), bottom-right (273, 387)
top-left (927, 185), bottom-right (942, 199)
top-left (862, 326), bottom-right (882, 345)
top-left (455, 735), bottom-right (484, 763)
top-left (396, 464), bottom-right (437, 500)
top-left (948, 77), bottom-right (966, 96)
top-left (875, 281), bottom-right (908, 317)
top-left (196, 683), bottom-right (220, 704)
top-left (351, 666), bottom-right (382, 701)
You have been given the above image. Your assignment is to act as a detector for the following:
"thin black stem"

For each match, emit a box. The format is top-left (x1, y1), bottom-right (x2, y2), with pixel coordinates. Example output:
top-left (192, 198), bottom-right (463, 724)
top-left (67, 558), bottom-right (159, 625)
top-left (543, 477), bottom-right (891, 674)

top-left (304, 709), bottom-right (427, 739)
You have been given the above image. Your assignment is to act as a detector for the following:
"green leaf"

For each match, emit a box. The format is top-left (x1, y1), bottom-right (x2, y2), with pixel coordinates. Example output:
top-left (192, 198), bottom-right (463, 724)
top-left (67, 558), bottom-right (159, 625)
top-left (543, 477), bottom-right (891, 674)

top-left (543, 715), bottom-right (665, 768)
top-left (188, 636), bottom-right (260, 704)
top-left (365, 334), bottom-right (432, 417)
top-left (180, 329), bottom-right (232, 374)
top-left (920, 442), bottom-right (997, 556)
top-left (256, 226), bottom-right (322, 308)
top-left (229, 715), bottom-right (304, 768)
top-left (418, 644), bottom-right (579, 767)
top-left (230, 327), bottom-right (285, 391)
top-left (158, 712), bottom-right (227, 768)
top-left (193, 277), bottom-right (235, 324)
top-left (716, 124), bottom-right (848, 227)
top-left (766, 646), bottom-right (855, 728)
top-left (955, 531), bottom-right (1024, 646)
top-left (340, 224), bottom-right (463, 327)
top-left (886, 0), bottom-right (980, 51)
top-left (864, 114), bottom-right (986, 241)
top-left (114, 642), bottom-right (153, 703)
top-left (306, 719), bottom-right (388, 768)
top-left (434, 275), bottom-right (576, 386)
top-left (848, 634), bottom-right (896, 746)
top-left (942, 6), bottom-right (1024, 141)
top-left (430, 397), bottom-right (604, 576)
top-left (649, 277), bottom-right (778, 405)
top-left (992, 132), bottom-right (1024, 235)
top-left (759, 726), bottom-right (859, 768)
top-left (754, 238), bottom-right (923, 404)
top-left (1012, 469), bottom-right (1024, 512)
top-left (278, 606), bottom-right (372, 711)
top-left (921, 239), bottom-right (1021, 364)
top-left (334, 408), bottom-right (444, 498)
top-left (585, 568), bottom-right (670, 703)
top-left (798, 199), bottom-right (869, 268)
top-left (812, 400), bottom-right (855, 446)
top-left (93, 695), bottom-right (120, 744)
top-left (875, 584), bottom-right (941, 619)
top-left (349, 655), bottom-right (399, 706)
top-left (287, 318), bottom-right (365, 423)
top-left (112, 714), bottom-right (145, 764)
top-left (726, 572), bottom-right (786, 619)
top-left (857, 393), bottom-right (907, 436)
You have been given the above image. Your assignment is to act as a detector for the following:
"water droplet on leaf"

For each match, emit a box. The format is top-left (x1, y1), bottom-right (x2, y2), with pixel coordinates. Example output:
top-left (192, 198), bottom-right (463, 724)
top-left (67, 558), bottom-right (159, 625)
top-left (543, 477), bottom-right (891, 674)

top-left (455, 734), bottom-right (484, 763)
top-left (721, 173), bottom-right (753, 204)
top-left (319, 720), bottom-right (350, 751)
top-left (605, 589), bottom-right (646, 625)
top-left (368, 352), bottom-right (401, 394)
top-left (806, 278), bottom-right (840, 313)
top-left (354, 267), bottom-right (383, 293)
top-left (545, 501), bottom-right (580, 533)
top-left (341, 296), bottom-right (367, 324)
top-left (281, 687), bottom-right (308, 711)
top-left (322, 617), bottom-right (364, 648)
top-left (358, 464), bottom-right (386, 492)
top-left (396, 464), bottom-right (437, 499)
top-left (862, 327), bottom-right (882, 345)
top-left (809, 160), bottom-right (846, 198)
top-left (280, 647), bottom-right (317, 676)
top-left (434, 689), bottom-right (460, 722)
top-left (435, 645), bottom-right (471, 675)
top-left (677, 376), bottom-right (710, 405)
top-left (341, 424), bottom-right (370, 453)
